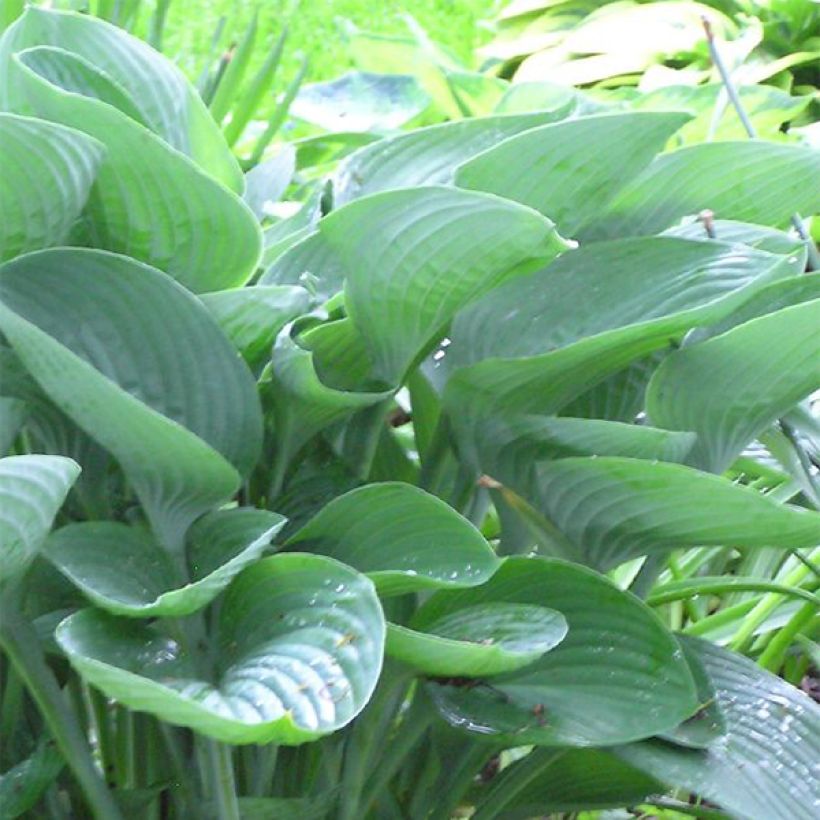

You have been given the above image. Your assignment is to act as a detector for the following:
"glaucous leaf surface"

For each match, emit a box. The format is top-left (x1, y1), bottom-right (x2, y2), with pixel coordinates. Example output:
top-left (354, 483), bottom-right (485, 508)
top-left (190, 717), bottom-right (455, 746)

top-left (614, 637), bottom-right (820, 820)
top-left (0, 6), bottom-right (243, 191)
top-left (56, 554), bottom-right (386, 744)
top-left (648, 300), bottom-right (820, 473)
top-left (0, 113), bottom-right (103, 262)
top-left (425, 558), bottom-right (698, 746)
top-left (44, 509), bottom-right (285, 617)
top-left (4, 45), bottom-right (260, 292)
top-left (286, 482), bottom-right (499, 595)
top-left (0, 454), bottom-right (79, 582)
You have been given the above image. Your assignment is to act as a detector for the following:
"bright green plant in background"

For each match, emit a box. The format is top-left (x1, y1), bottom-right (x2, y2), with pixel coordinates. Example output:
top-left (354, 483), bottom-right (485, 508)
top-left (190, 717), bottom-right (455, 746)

top-left (1, 6), bottom-right (820, 820)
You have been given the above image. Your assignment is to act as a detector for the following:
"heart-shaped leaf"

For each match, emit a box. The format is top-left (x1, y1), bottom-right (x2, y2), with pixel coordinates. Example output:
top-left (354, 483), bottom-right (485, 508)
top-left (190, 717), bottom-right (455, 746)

top-left (426, 557), bottom-right (698, 746)
top-left (286, 482), bottom-right (499, 595)
top-left (44, 509), bottom-right (285, 617)
top-left (387, 602), bottom-right (567, 677)
top-left (614, 636), bottom-right (820, 820)
top-left (0, 113), bottom-right (104, 263)
top-left (0, 454), bottom-right (79, 583)
top-left (56, 553), bottom-right (386, 744)
top-left (648, 299), bottom-right (820, 473)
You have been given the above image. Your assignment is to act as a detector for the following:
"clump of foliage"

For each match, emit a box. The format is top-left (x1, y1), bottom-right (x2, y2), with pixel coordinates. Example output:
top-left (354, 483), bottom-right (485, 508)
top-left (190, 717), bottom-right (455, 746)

top-left (1, 7), bottom-right (819, 820)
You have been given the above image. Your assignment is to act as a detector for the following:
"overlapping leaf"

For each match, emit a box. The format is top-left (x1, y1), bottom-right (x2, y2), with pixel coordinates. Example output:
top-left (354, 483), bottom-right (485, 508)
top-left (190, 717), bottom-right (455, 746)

top-left (56, 554), bottom-right (386, 744)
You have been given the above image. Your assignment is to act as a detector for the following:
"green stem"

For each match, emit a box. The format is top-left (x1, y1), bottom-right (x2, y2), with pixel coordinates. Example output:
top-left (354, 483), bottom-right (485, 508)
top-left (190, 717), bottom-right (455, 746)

top-left (418, 415), bottom-right (454, 496)
top-left (0, 607), bottom-right (123, 820)
top-left (429, 743), bottom-right (501, 820)
top-left (204, 739), bottom-right (241, 820)
top-left (251, 743), bottom-right (279, 796)
top-left (758, 601), bottom-right (818, 672)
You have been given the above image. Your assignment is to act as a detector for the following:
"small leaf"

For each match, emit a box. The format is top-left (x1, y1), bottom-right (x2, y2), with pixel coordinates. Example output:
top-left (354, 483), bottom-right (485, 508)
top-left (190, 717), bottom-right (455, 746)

top-left (0, 395), bottom-right (26, 455)
top-left (56, 554), bottom-right (386, 744)
top-left (0, 739), bottom-right (64, 819)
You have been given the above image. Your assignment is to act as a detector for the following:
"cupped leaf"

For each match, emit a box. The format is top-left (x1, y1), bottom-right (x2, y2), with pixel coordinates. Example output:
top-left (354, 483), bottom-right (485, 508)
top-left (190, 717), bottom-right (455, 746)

top-left (334, 111), bottom-right (570, 204)
top-left (425, 558), bottom-right (698, 746)
top-left (321, 186), bottom-right (570, 385)
top-left (44, 509), bottom-right (285, 617)
top-left (455, 111), bottom-right (690, 237)
top-left (614, 637), bottom-right (820, 820)
top-left (6, 46), bottom-right (260, 292)
top-left (56, 554), bottom-right (386, 744)
top-left (0, 249), bottom-right (261, 546)
top-left (647, 300), bottom-right (820, 474)
top-left (526, 457), bottom-right (820, 570)
top-left (286, 482), bottom-right (499, 596)
top-left (387, 602), bottom-right (566, 677)
top-left (0, 454), bottom-right (79, 583)
top-left (591, 141), bottom-right (820, 240)
top-left (0, 113), bottom-right (104, 262)
top-left (0, 6), bottom-right (242, 191)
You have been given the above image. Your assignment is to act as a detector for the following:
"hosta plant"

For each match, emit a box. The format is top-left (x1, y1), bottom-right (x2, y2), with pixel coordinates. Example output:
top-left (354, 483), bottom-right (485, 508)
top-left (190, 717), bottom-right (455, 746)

top-left (1, 7), bottom-right (820, 820)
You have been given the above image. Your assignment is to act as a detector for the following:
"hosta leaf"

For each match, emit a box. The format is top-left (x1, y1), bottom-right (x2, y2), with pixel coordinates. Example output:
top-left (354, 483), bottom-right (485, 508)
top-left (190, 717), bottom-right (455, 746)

top-left (286, 483), bottom-right (499, 595)
top-left (455, 111), bottom-right (689, 237)
top-left (321, 186), bottom-right (569, 385)
top-left (527, 457), bottom-right (820, 570)
top-left (44, 510), bottom-right (285, 617)
top-left (243, 146), bottom-right (296, 222)
top-left (425, 558), bottom-right (698, 746)
top-left (0, 454), bottom-right (79, 584)
top-left (200, 286), bottom-right (311, 370)
top-left (0, 396), bottom-right (26, 455)
top-left (0, 739), bottom-right (64, 819)
top-left (0, 249), bottom-right (261, 546)
top-left (6, 46), bottom-right (260, 293)
top-left (664, 219), bottom-right (805, 256)
top-left (614, 637), bottom-right (820, 820)
top-left (386, 602), bottom-right (566, 677)
top-left (0, 113), bottom-right (104, 262)
top-left (444, 237), bottom-right (797, 418)
top-left (472, 749), bottom-right (664, 817)
top-left (56, 554), bottom-right (386, 744)
top-left (591, 142), bottom-right (820, 239)
top-left (647, 300), bottom-right (820, 473)
top-left (334, 111), bottom-right (569, 204)
top-left (0, 6), bottom-right (242, 191)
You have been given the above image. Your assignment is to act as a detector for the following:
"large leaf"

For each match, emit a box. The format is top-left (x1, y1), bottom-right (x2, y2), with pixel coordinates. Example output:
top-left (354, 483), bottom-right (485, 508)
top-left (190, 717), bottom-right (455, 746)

top-left (320, 186), bottom-right (569, 385)
top-left (425, 558), bottom-right (698, 746)
top-left (286, 482), bottom-right (499, 596)
top-left (0, 6), bottom-right (242, 191)
top-left (44, 509), bottom-right (285, 617)
top-left (333, 111), bottom-right (570, 205)
top-left (591, 141), bottom-right (820, 240)
top-left (647, 300), bottom-right (820, 473)
top-left (455, 111), bottom-right (689, 237)
top-left (386, 602), bottom-right (567, 677)
top-left (4, 45), bottom-right (260, 292)
top-left (615, 637), bottom-right (820, 820)
top-left (0, 113), bottom-right (104, 262)
top-left (56, 554), bottom-right (386, 744)
top-left (0, 454), bottom-right (79, 583)
top-left (525, 457), bottom-right (820, 570)
top-left (0, 249), bottom-right (261, 546)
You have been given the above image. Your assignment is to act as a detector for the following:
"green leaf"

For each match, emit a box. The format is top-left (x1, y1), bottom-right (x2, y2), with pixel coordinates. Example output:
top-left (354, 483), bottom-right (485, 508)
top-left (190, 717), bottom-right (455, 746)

top-left (455, 111), bottom-right (689, 237)
top-left (525, 457), bottom-right (820, 570)
top-left (44, 509), bottom-right (285, 617)
top-left (0, 454), bottom-right (79, 583)
top-left (321, 186), bottom-right (569, 385)
top-left (664, 219), bottom-right (806, 256)
top-left (56, 554), bottom-right (386, 744)
top-left (647, 300), bottom-right (820, 474)
top-left (0, 739), bottom-right (64, 819)
top-left (387, 601), bottom-right (566, 677)
top-left (200, 285), bottom-right (311, 370)
top-left (0, 113), bottom-right (104, 263)
top-left (286, 482), bottom-right (499, 596)
top-left (0, 6), bottom-right (243, 191)
top-left (0, 248), bottom-right (262, 546)
top-left (614, 637), bottom-right (820, 820)
top-left (5, 45), bottom-right (260, 293)
top-left (591, 141), bottom-right (820, 239)
top-left (243, 146), bottom-right (296, 222)
top-left (334, 111), bottom-right (571, 205)
top-left (0, 395), bottom-right (26, 455)
top-left (237, 791), bottom-right (339, 820)
top-left (425, 557), bottom-right (698, 746)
